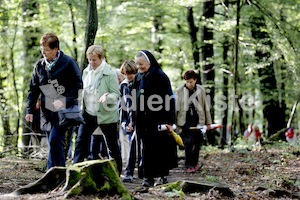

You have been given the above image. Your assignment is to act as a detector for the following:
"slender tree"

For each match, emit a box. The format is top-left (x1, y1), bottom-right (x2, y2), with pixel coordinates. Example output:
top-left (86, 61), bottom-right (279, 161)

top-left (186, 6), bottom-right (201, 82)
top-left (21, 0), bottom-right (40, 152)
top-left (220, 0), bottom-right (230, 147)
top-left (152, 15), bottom-right (164, 54)
top-left (229, 0), bottom-right (242, 142)
top-left (67, 1), bottom-right (78, 61)
top-left (80, 0), bottom-right (98, 71)
top-left (201, 0), bottom-right (215, 120)
top-left (0, 2), bottom-right (13, 154)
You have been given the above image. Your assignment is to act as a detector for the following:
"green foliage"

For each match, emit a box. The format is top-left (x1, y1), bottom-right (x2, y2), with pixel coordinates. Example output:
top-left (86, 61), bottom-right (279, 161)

top-left (204, 175), bottom-right (220, 182)
top-left (0, 0), bottom-right (300, 152)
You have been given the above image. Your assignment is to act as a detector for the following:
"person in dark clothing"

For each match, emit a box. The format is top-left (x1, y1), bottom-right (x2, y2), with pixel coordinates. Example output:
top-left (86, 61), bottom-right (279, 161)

top-left (133, 50), bottom-right (177, 187)
top-left (25, 33), bottom-right (83, 170)
top-left (176, 70), bottom-right (212, 173)
top-left (119, 60), bottom-right (140, 183)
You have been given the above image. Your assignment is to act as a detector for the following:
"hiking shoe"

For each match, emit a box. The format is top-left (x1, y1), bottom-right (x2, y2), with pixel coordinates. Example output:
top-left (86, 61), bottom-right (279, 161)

top-left (186, 167), bottom-right (196, 173)
top-left (194, 164), bottom-right (203, 171)
top-left (154, 177), bottom-right (168, 186)
top-left (141, 178), bottom-right (154, 187)
top-left (122, 175), bottom-right (133, 183)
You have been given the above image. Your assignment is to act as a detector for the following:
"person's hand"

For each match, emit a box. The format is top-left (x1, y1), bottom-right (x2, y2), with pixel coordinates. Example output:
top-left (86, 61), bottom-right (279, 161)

top-left (207, 124), bottom-right (211, 130)
top-left (125, 126), bottom-right (133, 132)
top-left (98, 93), bottom-right (109, 103)
top-left (126, 123), bottom-right (134, 132)
top-left (166, 124), bottom-right (174, 132)
top-left (25, 114), bottom-right (33, 122)
top-left (177, 127), bottom-right (183, 134)
top-left (53, 99), bottom-right (64, 110)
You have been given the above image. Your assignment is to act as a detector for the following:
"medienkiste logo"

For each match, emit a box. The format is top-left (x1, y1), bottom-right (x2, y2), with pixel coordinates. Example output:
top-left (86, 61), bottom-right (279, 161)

top-left (39, 79), bottom-right (66, 112)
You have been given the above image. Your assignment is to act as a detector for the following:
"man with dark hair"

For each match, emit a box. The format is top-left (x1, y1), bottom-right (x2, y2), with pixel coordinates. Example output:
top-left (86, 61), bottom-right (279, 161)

top-left (183, 69), bottom-right (198, 80)
top-left (25, 33), bottom-right (83, 170)
top-left (176, 69), bottom-right (212, 173)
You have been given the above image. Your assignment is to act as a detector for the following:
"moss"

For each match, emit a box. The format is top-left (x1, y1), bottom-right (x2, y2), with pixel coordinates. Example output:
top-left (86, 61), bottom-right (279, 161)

top-left (99, 182), bottom-right (111, 193)
top-left (101, 160), bottom-right (132, 199)
top-left (163, 181), bottom-right (182, 192)
top-left (65, 159), bottom-right (131, 199)
top-left (158, 181), bottom-right (185, 200)
top-left (83, 171), bottom-right (97, 191)
top-left (68, 181), bottom-right (83, 196)
top-left (69, 185), bottom-right (82, 196)
top-left (67, 170), bottom-right (82, 186)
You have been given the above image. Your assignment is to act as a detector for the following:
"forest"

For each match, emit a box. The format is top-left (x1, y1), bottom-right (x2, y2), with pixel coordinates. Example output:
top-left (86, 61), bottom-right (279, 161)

top-left (1, 0), bottom-right (298, 151)
top-left (0, 0), bottom-right (299, 199)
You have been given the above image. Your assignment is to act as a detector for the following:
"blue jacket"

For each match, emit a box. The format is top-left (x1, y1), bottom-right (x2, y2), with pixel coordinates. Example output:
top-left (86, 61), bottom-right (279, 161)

top-left (26, 51), bottom-right (83, 122)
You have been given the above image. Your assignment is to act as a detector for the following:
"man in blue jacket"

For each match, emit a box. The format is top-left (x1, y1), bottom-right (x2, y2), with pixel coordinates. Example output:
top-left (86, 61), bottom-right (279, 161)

top-left (25, 33), bottom-right (83, 170)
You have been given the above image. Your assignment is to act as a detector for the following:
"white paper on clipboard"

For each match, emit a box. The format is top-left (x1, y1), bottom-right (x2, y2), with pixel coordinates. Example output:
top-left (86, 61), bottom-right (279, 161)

top-left (39, 84), bottom-right (63, 99)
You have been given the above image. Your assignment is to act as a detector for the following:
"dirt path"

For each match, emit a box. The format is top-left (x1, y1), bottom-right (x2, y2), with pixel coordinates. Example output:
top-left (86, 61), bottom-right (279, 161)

top-left (0, 143), bottom-right (299, 199)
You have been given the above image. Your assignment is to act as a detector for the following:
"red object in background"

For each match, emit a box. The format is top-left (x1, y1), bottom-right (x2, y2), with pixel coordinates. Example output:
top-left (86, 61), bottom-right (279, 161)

top-left (285, 128), bottom-right (294, 139)
top-left (254, 129), bottom-right (262, 138)
top-left (210, 124), bottom-right (222, 129)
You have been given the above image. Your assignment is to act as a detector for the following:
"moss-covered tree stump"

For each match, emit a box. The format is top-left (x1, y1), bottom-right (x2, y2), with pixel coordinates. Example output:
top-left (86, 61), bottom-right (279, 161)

top-left (60, 159), bottom-right (131, 199)
top-left (12, 159), bottom-right (132, 199)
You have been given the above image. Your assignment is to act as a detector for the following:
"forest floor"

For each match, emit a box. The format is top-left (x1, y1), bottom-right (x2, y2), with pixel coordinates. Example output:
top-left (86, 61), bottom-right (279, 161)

top-left (0, 140), bottom-right (299, 199)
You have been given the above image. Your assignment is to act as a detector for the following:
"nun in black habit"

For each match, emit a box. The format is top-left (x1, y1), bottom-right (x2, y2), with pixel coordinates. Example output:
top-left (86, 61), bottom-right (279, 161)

top-left (132, 50), bottom-right (178, 187)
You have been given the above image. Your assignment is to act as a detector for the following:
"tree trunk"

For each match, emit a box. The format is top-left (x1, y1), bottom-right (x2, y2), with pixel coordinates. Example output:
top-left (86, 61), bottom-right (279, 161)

top-left (186, 6), bottom-right (201, 82)
top-left (67, 2), bottom-right (78, 61)
top-left (9, 8), bottom-right (21, 155)
top-left (152, 15), bottom-right (164, 54)
top-left (21, 0), bottom-right (41, 155)
top-left (235, 0), bottom-right (250, 138)
top-left (0, 76), bottom-right (12, 153)
top-left (250, 14), bottom-right (286, 139)
top-left (201, 0), bottom-right (215, 121)
top-left (80, 0), bottom-right (98, 71)
top-left (230, 0), bottom-right (241, 143)
top-left (220, 0), bottom-right (230, 147)
top-left (0, 5), bottom-right (13, 154)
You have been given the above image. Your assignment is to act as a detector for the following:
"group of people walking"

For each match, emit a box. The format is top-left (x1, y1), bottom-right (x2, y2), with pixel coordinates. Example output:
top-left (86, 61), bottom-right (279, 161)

top-left (25, 32), bottom-right (212, 187)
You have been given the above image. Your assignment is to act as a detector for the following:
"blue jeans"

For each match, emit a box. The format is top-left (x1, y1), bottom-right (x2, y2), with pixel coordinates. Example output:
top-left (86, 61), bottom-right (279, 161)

top-left (46, 118), bottom-right (68, 170)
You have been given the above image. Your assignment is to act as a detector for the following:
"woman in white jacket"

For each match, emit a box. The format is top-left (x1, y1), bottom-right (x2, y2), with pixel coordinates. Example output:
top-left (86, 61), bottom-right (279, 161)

top-left (73, 45), bottom-right (122, 174)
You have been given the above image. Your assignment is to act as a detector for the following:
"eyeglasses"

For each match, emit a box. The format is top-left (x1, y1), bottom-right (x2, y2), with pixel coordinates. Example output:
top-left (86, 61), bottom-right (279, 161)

top-left (40, 47), bottom-right (53, 52)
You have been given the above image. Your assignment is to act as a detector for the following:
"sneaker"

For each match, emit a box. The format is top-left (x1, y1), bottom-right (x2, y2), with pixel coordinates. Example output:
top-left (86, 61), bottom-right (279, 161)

top-left (141, 178), bottom-right (154, 187)
top-left (186, 167), bottom-right (196, 173)
top-left (122, 175), bottom-right (133, 183)
top-left (194, 164), bottom-right (203, 171)
top-left (154, 177), bottom-right (168, 186)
